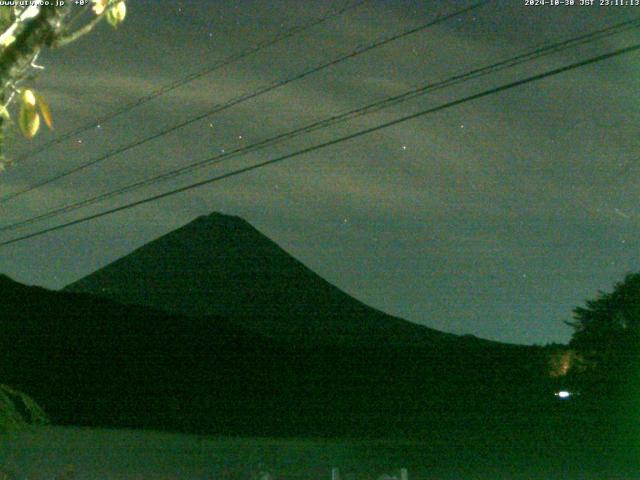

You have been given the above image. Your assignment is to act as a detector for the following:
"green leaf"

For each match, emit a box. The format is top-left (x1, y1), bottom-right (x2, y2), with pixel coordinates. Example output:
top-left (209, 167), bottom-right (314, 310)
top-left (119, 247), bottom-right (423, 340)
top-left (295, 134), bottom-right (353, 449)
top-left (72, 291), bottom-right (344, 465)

top-left (19, 104), bottom-right (40, 139)
top-left (35, 93), bottom-right (53, 129)
top-left (106, 1), bottom-right (126, 28)
top-left (19, 89), bottom-right (41, 139)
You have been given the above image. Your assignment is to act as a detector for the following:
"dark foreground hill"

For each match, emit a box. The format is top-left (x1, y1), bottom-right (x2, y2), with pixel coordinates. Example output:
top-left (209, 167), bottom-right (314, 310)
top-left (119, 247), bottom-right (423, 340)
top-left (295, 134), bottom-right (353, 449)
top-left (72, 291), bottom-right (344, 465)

top-left (65, 212), bottom-right (478, 347)
top-left (0, 275), bottom-right (563, 438)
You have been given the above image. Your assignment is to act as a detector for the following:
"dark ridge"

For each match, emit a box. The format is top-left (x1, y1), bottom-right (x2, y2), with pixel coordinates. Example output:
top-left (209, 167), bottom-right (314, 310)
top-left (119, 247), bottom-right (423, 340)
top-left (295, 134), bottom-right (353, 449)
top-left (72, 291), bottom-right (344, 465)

top-left (65, 212), bottom-right (489, 348)
top-left (2, 274), bottom-right (559, 438)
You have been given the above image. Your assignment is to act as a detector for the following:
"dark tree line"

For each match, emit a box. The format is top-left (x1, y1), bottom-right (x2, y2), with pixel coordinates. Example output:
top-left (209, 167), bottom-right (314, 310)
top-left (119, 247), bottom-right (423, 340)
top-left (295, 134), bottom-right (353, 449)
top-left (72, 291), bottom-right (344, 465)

top-left (567, 273), bottom-right (640, 398)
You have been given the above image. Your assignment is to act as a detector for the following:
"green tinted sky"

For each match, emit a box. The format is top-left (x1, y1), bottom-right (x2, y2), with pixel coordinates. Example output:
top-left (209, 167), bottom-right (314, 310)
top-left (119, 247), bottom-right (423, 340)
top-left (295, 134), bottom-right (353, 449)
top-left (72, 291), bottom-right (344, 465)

top-left (0, 0), bottom-right (638, 344)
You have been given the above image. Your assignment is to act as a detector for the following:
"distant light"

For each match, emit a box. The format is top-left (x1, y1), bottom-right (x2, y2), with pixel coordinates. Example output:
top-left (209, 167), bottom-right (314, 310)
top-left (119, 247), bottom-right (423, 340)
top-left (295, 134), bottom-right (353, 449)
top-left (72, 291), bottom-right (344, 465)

top-left (555, 390), bottom-right (571, 399)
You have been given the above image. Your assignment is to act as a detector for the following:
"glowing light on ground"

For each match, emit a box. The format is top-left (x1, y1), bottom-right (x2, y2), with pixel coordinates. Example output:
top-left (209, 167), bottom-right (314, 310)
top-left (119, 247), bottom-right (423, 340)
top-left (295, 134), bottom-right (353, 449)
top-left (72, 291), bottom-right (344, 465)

top-left (555, 390), bottom-right (571, 399)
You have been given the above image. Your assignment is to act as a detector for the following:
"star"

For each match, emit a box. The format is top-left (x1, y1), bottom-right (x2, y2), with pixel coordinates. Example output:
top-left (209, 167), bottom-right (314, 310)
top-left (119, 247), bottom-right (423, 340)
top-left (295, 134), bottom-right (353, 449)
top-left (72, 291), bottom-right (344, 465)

top-left (614, 208), bottom-right (629, 219)
top-left (401, 145), bottom-right (407, 151)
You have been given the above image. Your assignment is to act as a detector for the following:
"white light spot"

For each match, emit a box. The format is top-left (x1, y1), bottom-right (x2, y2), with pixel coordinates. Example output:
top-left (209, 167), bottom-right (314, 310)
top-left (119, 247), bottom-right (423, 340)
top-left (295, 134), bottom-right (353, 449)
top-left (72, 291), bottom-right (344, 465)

top-left (401, 145), bottom-right (407, 151)
top-left (555, 390), bottom-right (571, 399)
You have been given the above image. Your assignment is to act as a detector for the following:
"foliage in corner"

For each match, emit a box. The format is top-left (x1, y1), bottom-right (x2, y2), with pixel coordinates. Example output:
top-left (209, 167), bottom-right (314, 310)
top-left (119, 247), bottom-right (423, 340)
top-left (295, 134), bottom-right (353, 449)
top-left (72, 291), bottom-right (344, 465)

top-left (0, 0), bottom-right (127, 167)
top-left (0, 384), bottom-right (48, 432)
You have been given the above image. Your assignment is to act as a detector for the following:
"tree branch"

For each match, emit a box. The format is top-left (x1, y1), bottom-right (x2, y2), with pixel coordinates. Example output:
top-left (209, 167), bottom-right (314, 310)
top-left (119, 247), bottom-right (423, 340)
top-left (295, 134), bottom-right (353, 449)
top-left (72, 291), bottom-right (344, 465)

top-left (0, 5), bottom-right (72, 88)
top-left (55, 0), bottom-right (123, 48)
top-left (54, 13), bottom-right (103, 48)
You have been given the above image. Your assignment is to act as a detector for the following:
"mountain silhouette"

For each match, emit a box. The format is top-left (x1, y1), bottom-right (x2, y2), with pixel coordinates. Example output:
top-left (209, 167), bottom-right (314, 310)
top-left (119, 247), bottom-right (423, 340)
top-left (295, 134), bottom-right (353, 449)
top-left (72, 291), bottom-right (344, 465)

top-left (65, 212), bottom-right (478, 347)
top-left (1, 274), bottom-right (553, 437)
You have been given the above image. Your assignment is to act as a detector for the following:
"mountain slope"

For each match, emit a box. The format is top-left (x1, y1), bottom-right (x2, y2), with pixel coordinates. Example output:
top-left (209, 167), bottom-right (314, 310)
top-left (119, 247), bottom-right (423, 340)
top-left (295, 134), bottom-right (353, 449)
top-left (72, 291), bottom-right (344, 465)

top-left (65, 212), bottom-right (475, 347)
top-left (0, 275), bottom-right (552, 437)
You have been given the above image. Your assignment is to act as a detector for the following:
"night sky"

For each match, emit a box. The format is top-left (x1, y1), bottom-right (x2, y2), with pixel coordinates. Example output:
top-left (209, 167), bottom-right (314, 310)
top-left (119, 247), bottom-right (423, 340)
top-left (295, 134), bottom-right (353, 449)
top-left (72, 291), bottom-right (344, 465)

top-left (0, 0), bottom-right (638, 345)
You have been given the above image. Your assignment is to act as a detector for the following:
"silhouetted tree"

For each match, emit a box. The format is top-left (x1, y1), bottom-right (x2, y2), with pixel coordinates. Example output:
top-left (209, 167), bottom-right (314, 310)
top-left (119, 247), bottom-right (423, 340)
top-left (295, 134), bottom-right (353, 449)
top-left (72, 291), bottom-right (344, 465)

top-left (568, 273), bottom-right (640, 392)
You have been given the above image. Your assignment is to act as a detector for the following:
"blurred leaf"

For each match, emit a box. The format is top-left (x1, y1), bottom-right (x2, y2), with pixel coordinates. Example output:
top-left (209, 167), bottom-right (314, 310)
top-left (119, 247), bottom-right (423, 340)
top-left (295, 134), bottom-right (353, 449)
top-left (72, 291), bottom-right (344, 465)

top-left (19, 104), bottom-right (39, 139)
top-left (21, 89), bottom-right (36, 107)
top-left (19, 90), bottom-right (40, 139)
top-left (35, 93), bottom-right (53, 129)
top-left (91, 0), bottom-right (108, 15)
top-left (106, 1), bottom-right (126, 28)
top-left (0, 32), bottom-right (15, 48)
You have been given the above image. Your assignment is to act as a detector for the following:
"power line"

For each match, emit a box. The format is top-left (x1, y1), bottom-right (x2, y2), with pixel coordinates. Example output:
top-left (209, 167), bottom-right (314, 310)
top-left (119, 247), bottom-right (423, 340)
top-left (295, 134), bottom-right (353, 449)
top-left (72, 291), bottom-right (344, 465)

top-left (0, 1), bottom-right (487, 204)
top-left (2, 42), bottom-right (637, 248)
top-left (1, 17), bottom-right (638, 234)
top-left (9, 0), bottom-right (369, 165)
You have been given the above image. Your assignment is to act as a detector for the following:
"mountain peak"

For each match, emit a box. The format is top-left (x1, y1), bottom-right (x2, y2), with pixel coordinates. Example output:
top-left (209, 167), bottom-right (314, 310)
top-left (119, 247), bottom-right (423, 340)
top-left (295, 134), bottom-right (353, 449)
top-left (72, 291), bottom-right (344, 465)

top-left (65, 212), bottom-right (455, 346)
top-left (193, 211), bottom-right (248, 225)
top-left (179, 212), bottom-right (273, 244)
